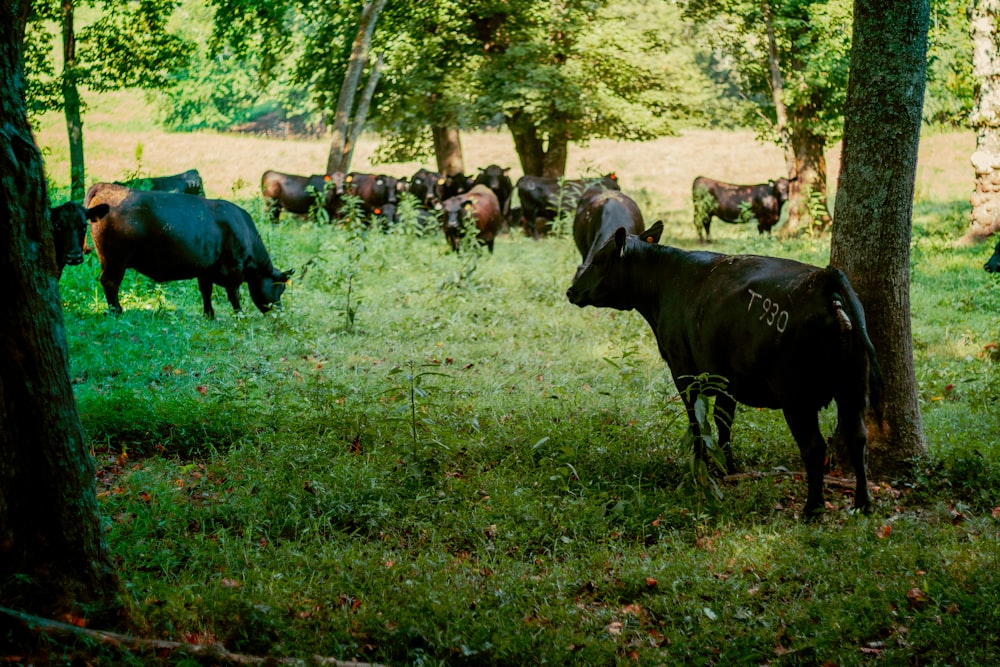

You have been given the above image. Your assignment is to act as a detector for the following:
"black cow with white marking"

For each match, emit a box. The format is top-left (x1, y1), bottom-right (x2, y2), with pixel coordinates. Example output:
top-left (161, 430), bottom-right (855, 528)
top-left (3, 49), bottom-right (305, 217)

top-left (566, 222), bottom-right (882, 518)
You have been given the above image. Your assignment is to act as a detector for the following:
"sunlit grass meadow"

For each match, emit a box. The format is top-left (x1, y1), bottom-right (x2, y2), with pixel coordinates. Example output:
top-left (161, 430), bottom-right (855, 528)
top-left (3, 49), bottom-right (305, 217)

top-left (27, 94), bottom-right (1000, 665)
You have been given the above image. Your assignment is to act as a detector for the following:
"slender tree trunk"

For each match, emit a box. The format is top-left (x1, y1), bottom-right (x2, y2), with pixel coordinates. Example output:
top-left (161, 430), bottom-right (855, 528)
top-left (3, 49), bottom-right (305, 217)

top-left (61, 0), bottom-right (85, 201)
top-left (763, 0), bottom-right (796, 178)
top-left (432, 125), bottom-right (464, 175)
top-left (341, 52), bottom-right (384, 174)
top-left (1, 0), bottom-right (125, 626)
top-left (964, 0), bottom-right (1000, 243)
top-left (830, 0), bottom-right (929, 475)
top-left (326, 0), bottom-right (386, 175)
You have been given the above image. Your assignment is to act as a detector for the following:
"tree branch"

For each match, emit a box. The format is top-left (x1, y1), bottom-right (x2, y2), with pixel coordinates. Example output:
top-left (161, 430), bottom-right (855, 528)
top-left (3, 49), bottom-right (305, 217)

top-left (0, 605), bottom-right (386, 667)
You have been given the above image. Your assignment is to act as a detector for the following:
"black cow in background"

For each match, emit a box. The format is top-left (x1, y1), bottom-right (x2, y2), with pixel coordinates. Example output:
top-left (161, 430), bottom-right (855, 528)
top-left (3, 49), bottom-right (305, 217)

top-left (572, 187), bottom-right (648, 282)
top-left (408, 168), bottom-right (444, 210)
top-left (517, 173), bottom-right (620, 239)
top-left (692, 176), bottom-right (792, 242)
top-left (85, 183), bottom-right (292, 317)
top-left (440, 172), bottom-right (473, 201)
top-left (49, 201), bottom-right (109, 276)
top-left (261, 170), bottom-right (346, 223)
top-left (566, 222), bottom-right (882, 519)
top-left (984, 239), bottom-right (1000, 273)
top-left (118, 169), bottom-right (205, 196)
top-left (471, 165), bottom-right (514, 230)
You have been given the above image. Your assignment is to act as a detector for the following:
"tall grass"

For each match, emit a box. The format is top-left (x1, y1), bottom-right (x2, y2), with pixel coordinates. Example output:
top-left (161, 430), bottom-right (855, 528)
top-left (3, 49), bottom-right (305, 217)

top-left (31, 106), bottom-right (1000, 664)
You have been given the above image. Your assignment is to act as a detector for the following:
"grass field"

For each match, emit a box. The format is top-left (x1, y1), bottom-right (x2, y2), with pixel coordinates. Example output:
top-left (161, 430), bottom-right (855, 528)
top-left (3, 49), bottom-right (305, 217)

top-left (25, 93), bottom-right (1000, 665)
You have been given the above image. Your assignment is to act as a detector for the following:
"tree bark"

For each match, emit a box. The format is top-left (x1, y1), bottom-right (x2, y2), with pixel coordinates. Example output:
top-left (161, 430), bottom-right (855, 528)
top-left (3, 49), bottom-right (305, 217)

top-left (1, 0), bottom-right (125, 625)
top-left (508, 113), bottom-right (569, 178)
top-left (326, 0), bottom-right (386, 175)
top-left (830, 0), bottom-right (929, 475)
top-left (964, 0), bottom-right (1000, 243)
top-left (783, 119), bottom-right (833, 236)
top-left (341, 52), bottom-right (384, 174)
top-left (61, 0), bottom-right (85, 201)
top-left (432, 125), bottom-right (465, 175)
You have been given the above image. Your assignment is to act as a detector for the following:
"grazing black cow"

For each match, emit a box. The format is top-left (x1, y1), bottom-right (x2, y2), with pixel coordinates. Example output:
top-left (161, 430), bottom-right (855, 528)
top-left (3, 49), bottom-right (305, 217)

top-left (408, 168), bottom-right (444, 210)
top-left (566, 222), bottom-right (882, 518)
top-left (49, 201), bottom-right (109, 276)
top-left (984, 239), bottom-right (1000, 273)
top-left (572, 187), bottom-right (648, 282)
top-left (84, 183), bottom-right (292, 317)
top-left (471, 164), bottom-right (514, 228)
top-left (261, 170), bottom-right (346, 223)
top-left (441, 185), bottom-right (502, 253)
top-left (517, 173), bottom-right (620, 239)
top-left (118, 169), bottom-right (205, 196)
top-left (692, 176), bottom-right (792, 242)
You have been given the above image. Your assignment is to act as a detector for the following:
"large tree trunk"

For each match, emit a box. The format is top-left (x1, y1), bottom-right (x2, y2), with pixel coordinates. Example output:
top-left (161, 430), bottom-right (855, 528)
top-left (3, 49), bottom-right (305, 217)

top-left (432, 125), bottom-right (465, 175)
top-left (782, 121), bottom-right (833, 236)
top-left (964, 0), bottom-right (1000, 243)
top-left (830, 0), bottom-right (929, 475)
top-left (1, 0), bottom-right (125, 625)
top-left (326, 0), bottom-right (386, 175)
top-left (62, 0), bottom-right (85, 201)
top-left (508, 114), bottom-right (569, 178)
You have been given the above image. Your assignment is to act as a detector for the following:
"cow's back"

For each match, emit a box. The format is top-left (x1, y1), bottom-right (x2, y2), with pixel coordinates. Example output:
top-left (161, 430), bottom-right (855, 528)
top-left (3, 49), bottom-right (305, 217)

top-left (86, 183), bottom-right (225, 282)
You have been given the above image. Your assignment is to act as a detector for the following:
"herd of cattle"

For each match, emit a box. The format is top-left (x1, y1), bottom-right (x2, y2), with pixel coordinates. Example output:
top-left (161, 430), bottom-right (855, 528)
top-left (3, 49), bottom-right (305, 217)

top-left (44, 161), bottom-right (1000, 518)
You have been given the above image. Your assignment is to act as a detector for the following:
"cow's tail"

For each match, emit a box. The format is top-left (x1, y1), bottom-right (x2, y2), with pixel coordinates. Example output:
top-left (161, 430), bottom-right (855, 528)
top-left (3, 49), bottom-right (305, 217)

top-left (828, 269), bottom-right (884, 423)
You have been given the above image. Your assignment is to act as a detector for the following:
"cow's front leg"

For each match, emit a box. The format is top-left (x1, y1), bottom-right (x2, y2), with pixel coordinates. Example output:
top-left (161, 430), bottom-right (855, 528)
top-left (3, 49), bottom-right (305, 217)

top-left (783, 408), bottom-right (827, 519)
top-left (224, 283), bottom-right (242, 313)
top-left (197, 276), bottom-right (216, 319)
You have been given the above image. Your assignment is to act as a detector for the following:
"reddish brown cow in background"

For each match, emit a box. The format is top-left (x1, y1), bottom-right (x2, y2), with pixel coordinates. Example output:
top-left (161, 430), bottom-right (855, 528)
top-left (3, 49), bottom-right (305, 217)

top-left (572, 187), bottom-right (648, 281)
top-left (441, 185), bottom-right (502, 253)
top-left (261, 170), bottom-right (345, 223)
top-left (692, 176), bottom-right (792, 242)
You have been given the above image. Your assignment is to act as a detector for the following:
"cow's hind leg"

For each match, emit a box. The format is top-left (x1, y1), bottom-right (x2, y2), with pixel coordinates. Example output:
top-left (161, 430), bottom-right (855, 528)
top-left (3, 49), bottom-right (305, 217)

top-left (713, 392), bottom-right (738, 474)
top-left (197, 277), bottom-right (217, 319)
top-left (838, 399), bottom-right (872, 513)
top-left (98, 261), bottom-right (127, 316)
top-left (783, 408), bottom-right (827, 519)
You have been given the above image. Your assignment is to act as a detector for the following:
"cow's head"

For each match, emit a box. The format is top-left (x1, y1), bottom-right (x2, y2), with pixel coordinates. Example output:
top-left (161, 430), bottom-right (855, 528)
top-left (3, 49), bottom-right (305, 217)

top-left (772, 177), bottom-right (792, 204)
top-left (50, 202), bottom-right (109, 275)
top-left (567, 221), bottom-right (664, 309)
top-left (249, 268), bottom-right (294, 313)
top-left (985, 239), bottom-right (1000, 273)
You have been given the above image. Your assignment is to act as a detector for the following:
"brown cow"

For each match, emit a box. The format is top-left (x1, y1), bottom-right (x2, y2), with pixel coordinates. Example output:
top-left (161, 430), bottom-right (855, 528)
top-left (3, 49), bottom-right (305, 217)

top-left (261, 170), bottom-right (345, 223)
top-left (692, 176), bottom-right (792, 242)
top-left (441, 185), bottom-right (502, 253)
top-left (572, 187), bottom-right (648, 282)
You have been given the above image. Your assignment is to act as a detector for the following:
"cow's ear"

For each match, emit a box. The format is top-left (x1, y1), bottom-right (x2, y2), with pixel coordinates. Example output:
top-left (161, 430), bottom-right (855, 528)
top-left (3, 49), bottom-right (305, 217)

top-left (86, 203), bottom-right (110, 221)
top-left (614, 227), bottom-right (629, 257)
top-left (643, 221), bottom-right (664, 244)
